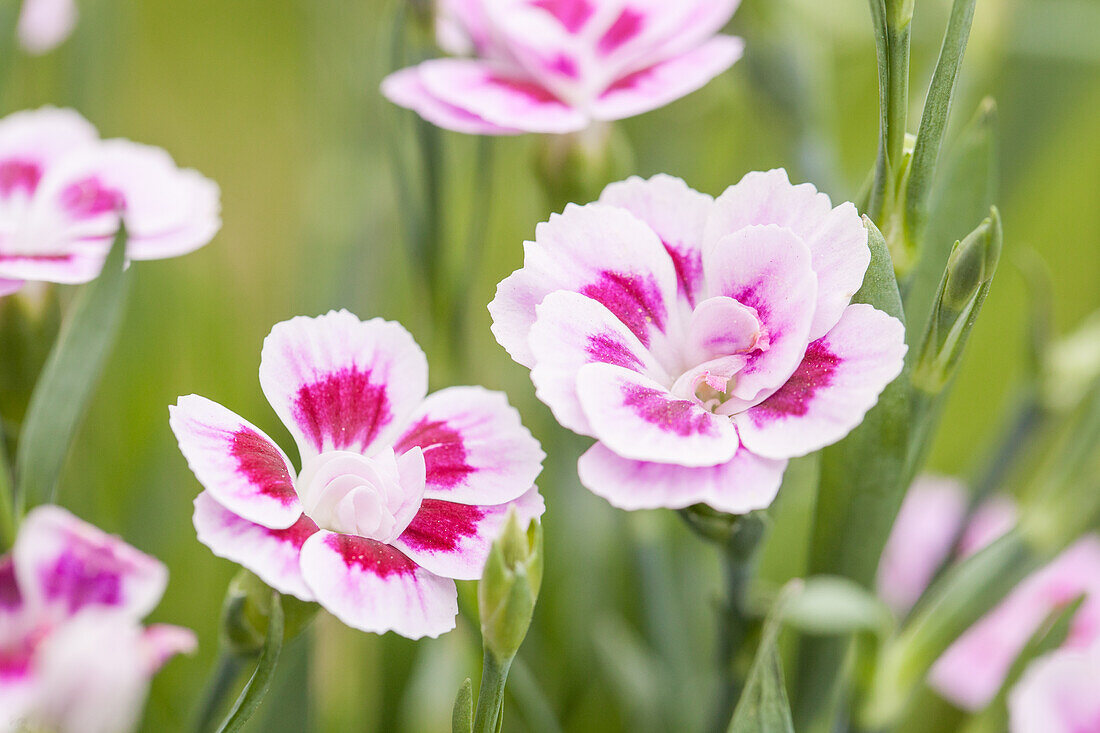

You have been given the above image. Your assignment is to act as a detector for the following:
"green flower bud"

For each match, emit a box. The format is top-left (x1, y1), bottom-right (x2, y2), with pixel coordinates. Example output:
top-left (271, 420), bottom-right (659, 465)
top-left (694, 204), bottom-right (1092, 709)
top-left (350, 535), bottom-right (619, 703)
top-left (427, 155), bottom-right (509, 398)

top-left (478, 509), bottom-right (543, 665)
top-left (534, 122), bottom-right (634, 212)
top-left (219, 570), bottom-right (318, 657)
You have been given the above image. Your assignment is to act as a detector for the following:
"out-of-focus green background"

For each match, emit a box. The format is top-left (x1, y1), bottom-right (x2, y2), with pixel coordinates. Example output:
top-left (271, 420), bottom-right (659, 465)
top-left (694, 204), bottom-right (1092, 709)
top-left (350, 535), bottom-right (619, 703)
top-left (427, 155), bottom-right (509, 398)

top-left (6, 0), bottom-right (1098, 730)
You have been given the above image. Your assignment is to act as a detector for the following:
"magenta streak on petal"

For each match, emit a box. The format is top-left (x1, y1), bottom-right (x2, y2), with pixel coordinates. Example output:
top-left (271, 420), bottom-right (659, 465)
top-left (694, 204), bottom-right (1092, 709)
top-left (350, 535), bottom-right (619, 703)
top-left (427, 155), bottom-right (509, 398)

top-left (400, 500), bottom-right (487, 553)
top-left (230, 427), bottom-right (299, 505)
top-left (58, 177), bottom-right (124, 219)
top-left (664, 241), bottom-right (703, 307)
top-left (603, 66), bottom-right (653, 94)
top-left (292, 367), bottom-right (391, 453)
top-left (732, 283), bottom-right (772, 323)
top-left (622, 384), bottom-right (717, 437)
top-left (0, 160), bottom-right (42, 197)
top-left (394, 419), bottom-right (474, 490)
top-left (0, 636), bottom-right (36, 679)
top-left (327, 534), bottom-right (416, 578)
top-left (580, 271), bottom-right (666, 347)
top-left (597, 8), bottom-right (645, 55)
top-left (586, 333), bottom-right (644, 371)
top-left (489, 75), bottom-right (565, 105)
top-left (752, 338), bottom-right (839, 419)
top-left (40, 548), bottom-right (123, 614)
top-left (266, 514), bottom-right (320, 548)
top-left (0, 558), bottom-right (21, 610)
top-left (548, 54), bottom-right (581, 79)
top-left (532, 0), bottom-right (596, 32)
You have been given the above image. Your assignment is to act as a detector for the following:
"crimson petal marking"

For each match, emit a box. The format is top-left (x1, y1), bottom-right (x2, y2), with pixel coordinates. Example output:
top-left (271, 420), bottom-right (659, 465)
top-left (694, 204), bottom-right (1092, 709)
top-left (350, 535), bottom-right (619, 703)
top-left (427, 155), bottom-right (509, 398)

top-left (170, 394), bottom-right (301, 530)
top-left (192, 493), bottom-right (318, 601)
top-left (576, 362), bottom-right (738, 467)
top-left (578, 441), bottom-right (786, 514)
top-left (736, 304), bottom-right (906, 460)
top-left (299, 531), bottom-right (457, 639)
top-left (259, 310), bottom-right (428, 462)
top-left (395, 488), bottom-right (545, 580)
top-left (394, 386), bottom-right (544, 505)
top-left (13, 506), bottom-right (166, 620)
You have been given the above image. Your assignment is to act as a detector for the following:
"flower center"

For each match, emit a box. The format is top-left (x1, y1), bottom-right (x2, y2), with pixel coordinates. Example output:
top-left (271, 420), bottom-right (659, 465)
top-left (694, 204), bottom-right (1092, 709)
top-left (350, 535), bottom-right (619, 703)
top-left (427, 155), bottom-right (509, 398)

top-left (295, 448), bottom-right (425, 542)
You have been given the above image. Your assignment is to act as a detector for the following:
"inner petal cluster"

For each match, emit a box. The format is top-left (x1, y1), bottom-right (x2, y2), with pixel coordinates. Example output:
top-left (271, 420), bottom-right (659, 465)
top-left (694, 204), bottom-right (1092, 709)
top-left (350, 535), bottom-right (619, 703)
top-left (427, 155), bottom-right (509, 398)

top-left (668, 295), bottom-right (764, 411)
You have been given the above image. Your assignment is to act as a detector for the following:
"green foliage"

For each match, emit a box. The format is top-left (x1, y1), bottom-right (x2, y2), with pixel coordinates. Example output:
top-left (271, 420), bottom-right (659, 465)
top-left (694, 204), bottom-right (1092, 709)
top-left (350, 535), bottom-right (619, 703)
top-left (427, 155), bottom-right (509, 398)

top-left (727, 583), bottom-right (798, 733)
top-left (215, 590), bottom-right (285, 733)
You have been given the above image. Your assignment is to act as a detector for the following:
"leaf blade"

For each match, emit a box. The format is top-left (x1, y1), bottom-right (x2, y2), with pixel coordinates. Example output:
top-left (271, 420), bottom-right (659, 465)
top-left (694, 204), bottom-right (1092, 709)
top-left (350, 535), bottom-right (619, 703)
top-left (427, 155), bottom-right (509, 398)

top-left (216, 591), bottom-right (284, 733)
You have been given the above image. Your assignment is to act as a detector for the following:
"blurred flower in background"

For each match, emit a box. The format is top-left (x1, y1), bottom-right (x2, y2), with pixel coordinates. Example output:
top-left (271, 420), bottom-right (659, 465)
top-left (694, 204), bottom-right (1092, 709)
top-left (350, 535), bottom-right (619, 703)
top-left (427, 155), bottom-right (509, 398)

top-left (490, 170), bottom-right (905, 513)
top-left (0, 107), bottom-right (221, 296)
top-left (381, 0), bottom-right (744, 134)
top-left (1009, 642), bottom-right (1100, 733)
top-left (0, 506), bottom-right (195, 733)
top-left (16, 0), bottom-right (76, 55)
top-left (170, 310), bottom-right (545, 639)
top-left (879, 478), bottom-right (1100, 712)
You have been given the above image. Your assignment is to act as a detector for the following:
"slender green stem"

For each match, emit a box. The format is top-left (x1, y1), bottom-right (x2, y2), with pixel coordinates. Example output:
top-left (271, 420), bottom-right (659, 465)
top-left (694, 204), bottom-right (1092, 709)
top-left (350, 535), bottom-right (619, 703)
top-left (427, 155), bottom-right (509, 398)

top-left (193, 651), bottom-right (249, 733)
top-left (473, 651), bottom-right (512, 733)
top-left (0, 425), bottom-right (16, 549)
top-left (507, 656), bottom-right (563, 733)
top-left (449, 136), bottom-right (494, 372)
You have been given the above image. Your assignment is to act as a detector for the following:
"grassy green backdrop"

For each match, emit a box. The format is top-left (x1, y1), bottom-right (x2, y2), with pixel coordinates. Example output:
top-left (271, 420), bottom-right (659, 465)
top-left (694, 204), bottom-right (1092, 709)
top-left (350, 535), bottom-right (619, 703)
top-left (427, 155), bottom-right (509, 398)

top-left (5, 0), bottom-right (1098, 730)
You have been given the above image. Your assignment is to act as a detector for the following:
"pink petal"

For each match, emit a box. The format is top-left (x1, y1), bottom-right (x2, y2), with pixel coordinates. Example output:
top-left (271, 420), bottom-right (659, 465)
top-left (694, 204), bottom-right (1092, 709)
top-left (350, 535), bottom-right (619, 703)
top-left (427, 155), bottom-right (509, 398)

top-left (0, 107), bottom-right (97, 181)
top-left (932, 537), bottom-right (1100, 710)
top-left (736, 304), bottom-right (906, 459)
top-left (575, 362), bottom-right (738, 467)
top-left (417, 59), bottom-right (588, 134)
top-left (140, 624), bottom-right (197, 674)
top-left (394, 487), bottom-right (545, 580)
top-left (876, 476), bottom-right (969, 616)
top-left (684, 295), bottom-right (761, 364)
top-left (381, 66), bottom-right (523, 136)
top-left (529, 289), bottom-right (670, 435)
top-left (490, 202), bottom-right (680, 368)
top-left (577, 441), bottom-right (785, 513)
top-left (258, 310), bottom-right (428, 461)
top-left (590, 35), bottom-right (744, 121)
top-left (13, 506), bottom-right (167, 621)
top-left (705, 169), bottom-right (869, 340)
top-left (1009, 644), bottom-right (1100, 733)
top-left (598, 174), bottom-right (713, 309)
top-left (0, 252), bottom-right (105, 284)
top-left (192, 492), bottom-right (317, 601)
top-left (299, 531), bottom-right (457, 639)
top-left (17, 0), bottom-right (77, 55)
top-left (393, 386), bottom-right (545, 505)
top-left (704, 224), bottom-right (818, 405)
top-left (0, 279), bottom-right (24, 296)
top-left (169, 395), bottom-right (302, 530)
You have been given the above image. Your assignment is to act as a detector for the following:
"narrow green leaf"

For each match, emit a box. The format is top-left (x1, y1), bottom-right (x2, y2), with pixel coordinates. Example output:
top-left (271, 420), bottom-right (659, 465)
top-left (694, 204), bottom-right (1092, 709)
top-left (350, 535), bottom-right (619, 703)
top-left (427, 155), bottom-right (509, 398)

top-left (453, 678), bottom-right (474, 733)
top-left (216, 591), bottom-right (284, 733)
top-left (782, 576), bottom-right (894, 637)
top-left (728, 583), bottom-right (799, 733)
top-left (866, 0), bottom-right (891, 221)
top-left (904, 0), bottom-right (979, 250)
top-left (15, 225), bottom-right (130, 512)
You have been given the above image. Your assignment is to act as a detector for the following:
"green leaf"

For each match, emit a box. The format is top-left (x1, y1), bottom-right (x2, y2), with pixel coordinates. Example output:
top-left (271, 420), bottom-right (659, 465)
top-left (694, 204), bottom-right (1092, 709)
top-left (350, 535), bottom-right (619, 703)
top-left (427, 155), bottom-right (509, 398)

top-left (782, 576), bottom-right (894, 637)
top-left (728, 583), bottom-right (798, 733)
top-left (15, 225), bottom-right (130, 512)
top-left (866, 0), bottom-right (891, 221)
top-left (216, 590), bottom-right (284, 733)
top-left (904, 0), bottom-right (979, 251)
top-left (453, 678), bottom-right (474, 733)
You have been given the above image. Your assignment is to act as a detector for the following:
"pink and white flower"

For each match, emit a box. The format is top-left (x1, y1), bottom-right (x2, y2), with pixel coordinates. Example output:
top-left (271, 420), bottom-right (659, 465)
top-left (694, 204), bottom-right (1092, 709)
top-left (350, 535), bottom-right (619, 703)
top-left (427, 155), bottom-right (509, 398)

top-left (1009, 643), bottom-right (1100, 733)
top-left (878, 478), bottom-right (1100, 712)
top-left (489, 171), bottom-right (906, 512)
top-left (0, 505), bottom-right (195, 733)
top-left (382, 0), bottom-right (744, 134)
top-left (0, 107), bottom-right (221, 295)
top-left (170, 310), bottom-right (545, 639)
top-left (17, 0), bottom-right (76, 55)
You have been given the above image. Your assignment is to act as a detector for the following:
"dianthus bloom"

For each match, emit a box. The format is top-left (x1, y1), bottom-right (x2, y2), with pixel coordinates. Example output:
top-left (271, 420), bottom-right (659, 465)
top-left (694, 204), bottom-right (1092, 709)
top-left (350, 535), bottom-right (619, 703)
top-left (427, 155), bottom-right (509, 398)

top-left (170, 310), bottom-right (545, 639)
top-left (382, 0), bottom-right (744, 134)
top-left (878, 477), bottom-right (1100, 711)
top-left (0, 107), bottom-right (221, 296)
top-left (17, 0), bottom-right (76, 55)
top-left (489, 171), bottom-right (906, 512)
top-left (0, 506), bottom-right (195, 733)
top-left (1009, 643), bottom-right (1100, 733)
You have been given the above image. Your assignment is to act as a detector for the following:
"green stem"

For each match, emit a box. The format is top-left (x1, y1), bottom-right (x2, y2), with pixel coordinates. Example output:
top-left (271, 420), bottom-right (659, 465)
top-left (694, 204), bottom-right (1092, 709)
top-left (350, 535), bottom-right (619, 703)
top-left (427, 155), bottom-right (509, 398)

top-left (507, 656), bottom-right (563, 733)
top-left (473, 651), bottom-right (512, 733)
top-left (193, 651), bottom-right (249, 733)
top-left (0, 427), bottom-right (15, 549)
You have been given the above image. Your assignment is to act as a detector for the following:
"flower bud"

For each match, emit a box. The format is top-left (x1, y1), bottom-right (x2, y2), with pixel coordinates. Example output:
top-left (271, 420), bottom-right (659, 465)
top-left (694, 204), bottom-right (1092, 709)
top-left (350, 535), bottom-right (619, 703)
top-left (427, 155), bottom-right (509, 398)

top-left (478, 509), bottom-right (543, 665)
top-left (219, 570), bottom-right (317, 657)
top-left (534, 123), bottom-right (634, 212)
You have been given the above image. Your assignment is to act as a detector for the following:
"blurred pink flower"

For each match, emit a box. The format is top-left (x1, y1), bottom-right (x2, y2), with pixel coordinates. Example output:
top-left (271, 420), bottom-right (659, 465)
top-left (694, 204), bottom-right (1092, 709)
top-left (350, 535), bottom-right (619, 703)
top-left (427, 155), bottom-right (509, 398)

top-left (489, 171), bottom-right (906, 512)
top-left (1009, 643), bottom-right (1100, 733)
top-left (17, 0), bottom-right (76, 55)
top-left (0, 506), bottom-right (195, 733)
top-left (170, 310), bottom-right (545, 639)
top-left (878, 478), bottom-right (1100, 712)
top-left (0, 107), bottom-right (221, 296)
top-left (381, 0), bottom-right (744, 134)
